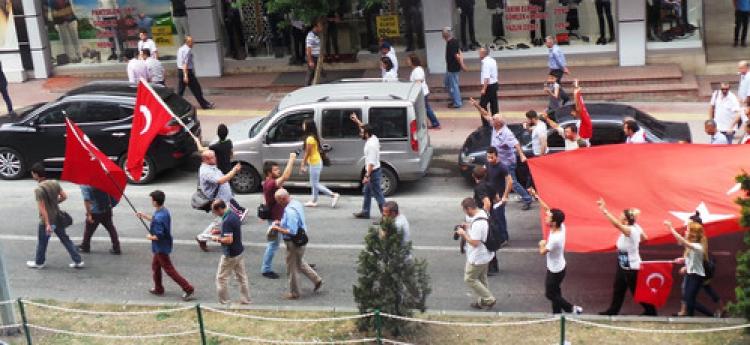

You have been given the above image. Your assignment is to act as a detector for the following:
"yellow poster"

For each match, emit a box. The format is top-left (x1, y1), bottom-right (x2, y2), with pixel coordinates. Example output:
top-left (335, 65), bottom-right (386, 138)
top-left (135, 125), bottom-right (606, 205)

top-left (152, 25), bottom-right (173, 47)
top-left (376, 15), bottom-right (400, 38)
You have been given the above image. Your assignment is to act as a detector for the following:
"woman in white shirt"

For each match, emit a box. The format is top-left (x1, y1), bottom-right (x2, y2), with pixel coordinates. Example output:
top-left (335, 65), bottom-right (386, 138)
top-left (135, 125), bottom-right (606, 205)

top-left (381, 57), bottom-right (398, 82)
top-left (407, 54), bottom-right (441, 129)
top-left (597, 198), bottom-right (657, 316)
top-left (665, 215), bottom-right (710, 317)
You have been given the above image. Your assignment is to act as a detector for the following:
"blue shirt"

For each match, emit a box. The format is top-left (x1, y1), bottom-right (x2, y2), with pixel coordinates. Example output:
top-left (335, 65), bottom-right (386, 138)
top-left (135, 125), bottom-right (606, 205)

top-left (135, 16), bottom-right (155, 36)
top-left (280, 200), bottom-right (306, 240)
top-left (199, 164), bottom-right (234, 203)
top-left (150, 208), bottom-right (173, 254)
top-left (221, 211), bottom-right (244, 257)
top-left (177, 44), bottom-right (193, 69)
top-left (80, 185), bottom-right (114, 214)
top-left (739, 0), bottom-right (750, 12)
top-left (491, 125), bottom-right (520, 165)
top-left (548, 45), bottom-right (567, 70)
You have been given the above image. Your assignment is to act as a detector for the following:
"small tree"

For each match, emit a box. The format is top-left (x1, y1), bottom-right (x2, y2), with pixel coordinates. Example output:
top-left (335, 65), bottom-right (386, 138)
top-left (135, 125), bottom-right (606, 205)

top-left (728, 172), bottom-right (750, 323)
top-left (353, 218), bottom-right (431, 335)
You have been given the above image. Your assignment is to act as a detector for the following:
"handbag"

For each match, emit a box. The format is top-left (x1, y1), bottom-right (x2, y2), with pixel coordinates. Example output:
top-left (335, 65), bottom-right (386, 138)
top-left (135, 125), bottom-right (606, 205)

top-left (57, 211), bottom-right (73, 228)
top-left (291, 227), bottom-right (309, 246)
top-left (257, 203), bottom-right (271, 220)
top-left (191, 181), bottom-right (220, 212)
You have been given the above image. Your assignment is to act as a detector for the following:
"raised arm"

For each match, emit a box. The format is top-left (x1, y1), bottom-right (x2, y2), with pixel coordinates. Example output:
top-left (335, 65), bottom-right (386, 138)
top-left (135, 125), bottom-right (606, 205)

top-left (664, 220), bottom-right (693, 249)
top-left (469, 97), bottom-right (493, 123)
top-left (528, 188), bottom-right (550, 212)
top-left (275, 152), bottom-right (297, 186)
top-left (350, 113), bottom-right (364, 128)
top-left (597, 198), bottom-right (632, 236)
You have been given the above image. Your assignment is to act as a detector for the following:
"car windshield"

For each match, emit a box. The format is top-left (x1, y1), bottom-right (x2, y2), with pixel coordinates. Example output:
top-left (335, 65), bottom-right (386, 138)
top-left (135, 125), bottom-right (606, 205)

top-left (162, 93), bottom-right (192, 116)
top-left (16, 103), bottom-right (45, 121)
top-left (249, 106), bottom-right (277, 138)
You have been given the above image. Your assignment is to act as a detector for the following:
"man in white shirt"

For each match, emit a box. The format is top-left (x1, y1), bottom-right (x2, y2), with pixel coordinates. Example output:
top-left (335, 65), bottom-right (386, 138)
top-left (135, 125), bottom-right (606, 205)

top-left (479, 48), bottom-right (499, 116)
top-left (709, 83), bottom-right (742, 144)
top-left (705, 119), bottom-right (729, 144)
top-left (623, 119), bottom-right (647, 144)
top-left (177, 36), bottom-right (214, 109)
top-left (351, 115), bottom-right (385, 219)
top-left (456, 198), bottom-right (496, 309)
top-left (380, 42), bottom-right (398, 78)
top-left (137, 29), bottom-right (158, 59)
top-left (143, 49), bottom-right (164, 86)
top-left (738, 61), bottom-right (750, 107)
top-left (525, 110), bottom-right (548, 156)
top-left (127, 51), bottom-right (149, 83)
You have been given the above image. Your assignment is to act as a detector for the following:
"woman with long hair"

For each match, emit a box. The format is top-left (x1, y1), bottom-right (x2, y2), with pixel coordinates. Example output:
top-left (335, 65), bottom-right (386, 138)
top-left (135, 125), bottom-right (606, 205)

top-left (407, 53), bottom-right (440, 129)
top-left (381, 56), bottom-right (398, 81)
top-left (300, 119), bottom-right (339, 208)
top-left (597, 198), bottom-right (657, 316)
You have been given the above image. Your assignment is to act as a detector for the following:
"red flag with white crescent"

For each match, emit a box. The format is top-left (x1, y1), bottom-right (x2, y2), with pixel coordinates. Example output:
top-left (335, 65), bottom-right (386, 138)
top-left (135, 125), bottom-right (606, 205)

top-left (127, 80), bottom-right (173, 181)
top-left (528, 144), bottom-right (750, 253)
top-left (634, 261), bottom-right (674, 308)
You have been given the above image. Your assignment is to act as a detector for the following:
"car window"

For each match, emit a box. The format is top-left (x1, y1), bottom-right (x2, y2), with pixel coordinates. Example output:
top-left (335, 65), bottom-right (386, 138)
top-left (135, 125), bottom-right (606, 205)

top-left (163, 93), bottom-right (192, 115)
top-left (267, 111), bottom-right (313, 143)
top-left (368, 107), bottom-right (407, 139)
top-left (36, 102), bottom-right (86, 125)
top-left (83, 102), bottom-right (125, 123)
top-left (322, 109), bottom-right (362, 139)
top-left (591, 123), bottom-right (626, 146)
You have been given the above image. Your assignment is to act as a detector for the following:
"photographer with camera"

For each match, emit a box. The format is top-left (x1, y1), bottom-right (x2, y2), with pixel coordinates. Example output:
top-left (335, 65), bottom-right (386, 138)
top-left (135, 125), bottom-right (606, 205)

top-left (456, 198), bottom-right (496, 310)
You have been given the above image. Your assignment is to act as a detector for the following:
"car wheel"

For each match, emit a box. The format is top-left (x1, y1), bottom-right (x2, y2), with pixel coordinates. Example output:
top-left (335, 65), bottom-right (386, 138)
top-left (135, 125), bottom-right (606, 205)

top-left (119, 155), bottom-right (156, 184)
top-left (380, 166), bottom-right (398, 197)
top-left (231, 163), bottom-right (261, 194)
top-left (0, 147), bottom-right (25, 180)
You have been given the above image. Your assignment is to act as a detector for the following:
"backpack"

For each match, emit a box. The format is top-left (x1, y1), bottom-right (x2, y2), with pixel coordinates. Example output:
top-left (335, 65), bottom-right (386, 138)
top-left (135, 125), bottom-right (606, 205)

top-left (473, 216), bottom-right (501, 252)
top-left (703, 253), bottom-right (716, 280)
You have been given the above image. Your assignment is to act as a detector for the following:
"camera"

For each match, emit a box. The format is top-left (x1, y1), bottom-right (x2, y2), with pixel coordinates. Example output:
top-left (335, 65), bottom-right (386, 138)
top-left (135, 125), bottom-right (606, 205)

top-left (452, 225), bottom-right (463, 241)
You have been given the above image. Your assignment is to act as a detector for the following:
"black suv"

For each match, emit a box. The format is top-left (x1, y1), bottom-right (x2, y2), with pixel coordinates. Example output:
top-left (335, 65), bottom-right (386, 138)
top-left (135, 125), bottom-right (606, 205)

top-left (0, 81), bottom-right (201, 183)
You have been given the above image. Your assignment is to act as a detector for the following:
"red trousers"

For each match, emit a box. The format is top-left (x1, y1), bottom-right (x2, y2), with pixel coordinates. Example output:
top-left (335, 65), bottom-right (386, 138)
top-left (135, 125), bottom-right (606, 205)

top-left (152, 253), bottom-right (193, 294)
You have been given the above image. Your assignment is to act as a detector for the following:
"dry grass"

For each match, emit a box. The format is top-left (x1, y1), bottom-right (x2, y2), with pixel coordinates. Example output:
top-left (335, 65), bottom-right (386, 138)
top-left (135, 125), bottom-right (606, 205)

top-left (0, 301), bottom-right (748, 344)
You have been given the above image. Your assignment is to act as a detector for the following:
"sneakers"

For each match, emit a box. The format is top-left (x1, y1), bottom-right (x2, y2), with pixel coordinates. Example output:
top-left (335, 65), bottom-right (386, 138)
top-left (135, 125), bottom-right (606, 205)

top-left (149, 288), bottom-right (164, 296)
top-left (239, 208), bottom-right (249, 223)
top-left (353, 212), bottom-right (370, 219)
top-left (26, 261), bottom-right (44, 269)
top-left (331, 193), bottom-right (340, 208)
top-left (69, 261), bottom-right (85, 269)
top-left (304, 201), bottom-right (318, 207)
top-left (262, 271), bottom-right (280, 279)
top-left (182, 290), bottom-right (195, 302)
top-left (573, 306), bottom-right (583, 315)
top-left (314, 280), bottom-right (323, 293)
top-left (76, 245), bottom-right (90, 253)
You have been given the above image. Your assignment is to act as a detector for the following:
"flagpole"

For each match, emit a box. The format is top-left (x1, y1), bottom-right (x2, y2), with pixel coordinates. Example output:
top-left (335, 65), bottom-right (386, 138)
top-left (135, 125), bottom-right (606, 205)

top-left (139, 78), bottom-right (200, 143)
top-left (65, 117), bottom-right (153, 235)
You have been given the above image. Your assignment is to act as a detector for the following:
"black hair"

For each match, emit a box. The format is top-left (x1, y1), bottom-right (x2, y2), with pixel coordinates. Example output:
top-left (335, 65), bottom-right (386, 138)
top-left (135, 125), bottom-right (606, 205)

top-left (624, 119), bottom-right (640, 133)
top-left (217, 124), bottom-right (228, 141)
top-left (550, 209), bottom-right (565, 227)
top-left (381, 56), bottom-right (394, 72)
top-left (30, 162), bottom-right (46, 178)
top-left (564, 123), bottom-right (578, 134)
top-left (302, 119), bottom-right (323, 153)
top-left (623, 209), bottom-right (637, 225)
top-left (263, 161), bottom-right (278, 177)
top-left (689, 211), bottom-right (703, 225)
top-left (142, 48), bottom-right (151, 58)
top-left (486, 146), bottom-right (498, 155)
top-left (525, 110), bottom-right (539, 119)
top-left (150, 190), bottom-right (166, 206)
top-left (139, 28), bottom-right (148, 35)
top-left (361, 124), bottom-right (374, 137)
top-left (125, 49), bottom-right (136, 60)
top-left (211, 199), bottom-right (226, 211)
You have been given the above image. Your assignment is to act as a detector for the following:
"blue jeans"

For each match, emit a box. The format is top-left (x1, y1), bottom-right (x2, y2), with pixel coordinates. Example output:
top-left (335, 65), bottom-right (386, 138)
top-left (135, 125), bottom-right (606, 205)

top-left (35, 223), bottom-right (81, 265)
top-left (425, 95), bottom-right (440, 127)
top-left (443, 72), bottom-right (462, 107)
top-left (309, 163), bottom-right (334, 202)
top-left (261, 220), bottom-right (280, 274)
top-left (490, 203), bottom-right (509, 243)
top-left (722, 132), bottom-right (735, 144)
top-left (507, 161), bottom-right (532, 204)
top-left (361, 168), bottom-right (385, 217)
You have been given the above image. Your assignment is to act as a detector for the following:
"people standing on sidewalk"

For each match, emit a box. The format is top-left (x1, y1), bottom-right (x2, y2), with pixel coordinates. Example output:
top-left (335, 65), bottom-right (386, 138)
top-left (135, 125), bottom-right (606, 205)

top-left (210, 199), bottom-right (251, 305)
top-left (351, 114), bottom-right (385, 219)
top-left (137, 29), bottom-right (158, 59)
top-left (407, 54), bottom-right (440, 129)
top-left (77, 185), bottom-right (121, 255)
top-left (479, 47), bottom-right (499, 116)
top-left (597, 198), bottom-right (657, 316)
top-left (709, 83), bottom-right (742, 144)
top-left (196, 150), bottom-right (246, 251)
top-left (443, 27), bottom-right (466, 108)
top-left (137, 190), bottom-right (195, 301)
top-left (471, 98), bottom-right (533, 210)
top-left (177, 36), bottom-right (214, 109)
top-left (545, 36), bottom-right (569, 84)
top-left (380, 42), bottom-right (398, 78)
top-left (735, 0), bottom-right (750, 47)
top-left (270, 188), bottom-right (324, 300)
top-left (381, 57), bottom-right (398, 81)
top-left (143, 49), bottom-right (165, 86)
top-left (170, 0), bottom-right (189, 45)
top-left (305, 18), bottom-right (323, 86)
top-left (456, 198), bottom-right (496, 310)
top-left (26, 163), bottom-right (83, 269)
top-left (300, 119), bottom-right (340, 208)
top-left (529, 188), bottom-right (583, 315)
top-left (0, 61), bottom-right (12, 114)
top-left (126, 50), bottom-right (149, 83)
top-left (261, 154), bottom-right (297, 279)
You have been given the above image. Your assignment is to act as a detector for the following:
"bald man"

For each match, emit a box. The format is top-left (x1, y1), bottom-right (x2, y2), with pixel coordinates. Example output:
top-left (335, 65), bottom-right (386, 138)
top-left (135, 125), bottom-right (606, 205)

top-left (479, 47), bottom-right (499, 116)
top-left (196, 150), bottom-right (245, 251)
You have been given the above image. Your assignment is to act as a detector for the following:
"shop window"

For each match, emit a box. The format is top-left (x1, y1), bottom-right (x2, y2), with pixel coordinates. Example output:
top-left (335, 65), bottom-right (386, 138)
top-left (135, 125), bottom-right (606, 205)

top-left (647, 0), bottom-right (703, 45)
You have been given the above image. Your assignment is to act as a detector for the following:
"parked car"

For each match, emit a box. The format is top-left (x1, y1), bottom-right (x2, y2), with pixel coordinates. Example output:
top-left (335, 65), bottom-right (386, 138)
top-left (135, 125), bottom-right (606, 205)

top-left (458, 103), bottom-right (692, 181)
top-left (0, 81), bottom-right (201, 183)
top-left (226, 81), bottom-right (434, 196)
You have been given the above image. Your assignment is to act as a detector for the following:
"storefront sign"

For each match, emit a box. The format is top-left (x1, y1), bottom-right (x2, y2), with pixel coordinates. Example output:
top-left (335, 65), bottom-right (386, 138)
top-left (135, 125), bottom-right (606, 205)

top-left (152, 25), bottom-right (173, 46)
top-left (376, 15), bottom-right (400, 38)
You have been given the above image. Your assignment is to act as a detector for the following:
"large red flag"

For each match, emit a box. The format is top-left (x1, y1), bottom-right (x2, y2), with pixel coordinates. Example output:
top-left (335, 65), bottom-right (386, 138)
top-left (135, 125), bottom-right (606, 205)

top-left (127, 80), bottom-right (173, 181)
top-left (634, 261), bottom-right (674, 308)
top-left (61, 119), bottom-right (126, 200)
top-left (528, 144), bottom-right (750, 252)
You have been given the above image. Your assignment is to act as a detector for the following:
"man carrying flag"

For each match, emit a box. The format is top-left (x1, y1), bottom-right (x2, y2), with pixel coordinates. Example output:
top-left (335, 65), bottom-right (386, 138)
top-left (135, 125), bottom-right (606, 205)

top-left (127, 80), bottom-right (176, 182)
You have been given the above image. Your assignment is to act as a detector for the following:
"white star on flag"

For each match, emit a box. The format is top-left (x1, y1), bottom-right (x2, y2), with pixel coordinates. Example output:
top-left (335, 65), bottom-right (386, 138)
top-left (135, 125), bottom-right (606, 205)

top-left (669, 202), bottom-right (734, 226)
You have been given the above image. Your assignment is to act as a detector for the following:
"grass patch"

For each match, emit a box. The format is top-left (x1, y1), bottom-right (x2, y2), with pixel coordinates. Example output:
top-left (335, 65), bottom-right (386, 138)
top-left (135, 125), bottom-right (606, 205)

top-left (0, 300), bottom-right (748, 344)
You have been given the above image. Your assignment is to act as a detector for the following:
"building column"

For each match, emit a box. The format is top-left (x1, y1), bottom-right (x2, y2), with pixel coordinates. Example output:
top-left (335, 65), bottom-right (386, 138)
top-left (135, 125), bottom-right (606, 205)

top-left (186, 0), bottom-right (223, 77)
top-left (617, 0), bottom-right (646, 66)
top-left (422, 0), bottom-right (453, 74)
top-left (24, 0), bottom-right (51, 79)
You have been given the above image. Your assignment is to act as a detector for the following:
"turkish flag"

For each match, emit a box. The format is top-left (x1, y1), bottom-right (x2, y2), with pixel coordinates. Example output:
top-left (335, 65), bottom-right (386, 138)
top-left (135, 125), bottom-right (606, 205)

top-left (126, 80), bottom-right (173, 181)
top-left (528, 144), bottom-right (749, 252)
top-left (575, 90), bottom-right (592, 140)
top-left (634, 261), bottom-right (674, 308)
top-left (61, 119), bottom-right (126, 201)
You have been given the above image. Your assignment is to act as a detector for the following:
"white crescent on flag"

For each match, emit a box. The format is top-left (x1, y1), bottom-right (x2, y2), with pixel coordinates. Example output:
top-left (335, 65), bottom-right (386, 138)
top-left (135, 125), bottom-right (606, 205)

top-left (139, 105), bottom-right (153, 136)
top-left (645, 272), bottom-right (665, 294)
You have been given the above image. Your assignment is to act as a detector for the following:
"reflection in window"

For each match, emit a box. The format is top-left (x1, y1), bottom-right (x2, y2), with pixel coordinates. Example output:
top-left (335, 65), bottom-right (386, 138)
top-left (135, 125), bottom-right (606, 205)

top-left (268, 112), bottom-right (312, 143)
top-left (369, 108), bottom-right (407, 139)
top-left (322, 109), bottom-right (361, 139)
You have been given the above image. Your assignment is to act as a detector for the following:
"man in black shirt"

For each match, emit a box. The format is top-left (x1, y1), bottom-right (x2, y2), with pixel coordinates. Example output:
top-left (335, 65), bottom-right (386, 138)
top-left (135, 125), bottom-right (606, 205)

top-left (443, 27), bottom-right (465, 108)
top-left (211, 199), bottom-right (251, 304)
top-left (483, 147), bottom-right (512, 273)
top-left (209, 124), bottom-right (233, 174)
